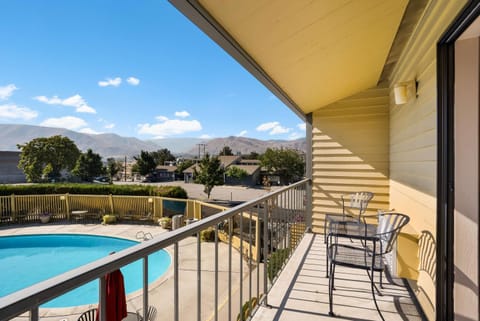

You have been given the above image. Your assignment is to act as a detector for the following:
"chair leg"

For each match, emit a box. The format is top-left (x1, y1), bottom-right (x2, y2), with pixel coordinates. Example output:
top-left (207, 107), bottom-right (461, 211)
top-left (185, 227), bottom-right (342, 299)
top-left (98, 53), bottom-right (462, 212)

top-left (380, 268), bottom-right (384, 289)
top-left (328, 262), bottom-right (336, 316)
top-left (370, 268), bottom-right (385, 321)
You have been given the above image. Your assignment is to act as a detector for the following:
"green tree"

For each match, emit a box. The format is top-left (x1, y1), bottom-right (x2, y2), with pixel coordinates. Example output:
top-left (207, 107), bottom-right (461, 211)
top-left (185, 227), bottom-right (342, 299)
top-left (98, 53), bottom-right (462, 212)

top-left (106, 158), bottom-right (121, 181)
top-left (17, 135), bottom-right (81, 182)
top-left (175, 159), bottom-right (195, 178)
top-left (261, 148), bottom-right (305, 184)
top-left (194, 153), bottom-right (224, 198)
top-left (219, 146), bottom-right (233, 156)
top-left (133, 150), bottom-right (156, 176)
top-left (225, 166), bottom-right (248, 179)
top-left (151, 148), bottom-right (176, 166)
top-left (72, 149), bottom-right (105, 182)
top-left (243, 151), bottom-right (259, 160)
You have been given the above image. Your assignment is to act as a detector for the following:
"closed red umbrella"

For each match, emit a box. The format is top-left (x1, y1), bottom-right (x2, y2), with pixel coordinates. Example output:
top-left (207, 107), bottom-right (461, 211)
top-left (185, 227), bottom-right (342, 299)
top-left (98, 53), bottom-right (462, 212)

top-left (97, 269), bottom-right (128, 321)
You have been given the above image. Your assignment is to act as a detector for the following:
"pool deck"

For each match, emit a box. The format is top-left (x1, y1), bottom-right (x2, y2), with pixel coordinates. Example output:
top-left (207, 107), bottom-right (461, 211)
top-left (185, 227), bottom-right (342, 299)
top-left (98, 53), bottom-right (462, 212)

top-left (0, 223), bottom-right (250, 321)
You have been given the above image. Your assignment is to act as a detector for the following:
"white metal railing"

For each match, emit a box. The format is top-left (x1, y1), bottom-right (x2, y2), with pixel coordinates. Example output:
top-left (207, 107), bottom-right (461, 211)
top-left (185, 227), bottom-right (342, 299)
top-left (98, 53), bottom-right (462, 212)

top-left (0, 179), bottom-right (310, 321)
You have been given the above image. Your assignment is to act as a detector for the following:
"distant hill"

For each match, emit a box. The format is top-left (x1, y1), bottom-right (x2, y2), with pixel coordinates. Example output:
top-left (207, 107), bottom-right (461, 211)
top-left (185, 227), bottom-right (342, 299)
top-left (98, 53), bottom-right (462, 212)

top-left (148, 137), bottom-right (208, 154)
top-left (0, 124), bottom-right (159, 159)
top-left (187, 136), bottom-right (307, 155)
top-left (0, 124), bottom-right (306, 159)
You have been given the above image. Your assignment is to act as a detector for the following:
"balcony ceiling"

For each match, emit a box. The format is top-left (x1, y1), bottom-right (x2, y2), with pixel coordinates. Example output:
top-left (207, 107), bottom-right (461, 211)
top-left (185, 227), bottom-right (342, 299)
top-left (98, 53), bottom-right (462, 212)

top-left (171, 0), bottom-right (409, 117)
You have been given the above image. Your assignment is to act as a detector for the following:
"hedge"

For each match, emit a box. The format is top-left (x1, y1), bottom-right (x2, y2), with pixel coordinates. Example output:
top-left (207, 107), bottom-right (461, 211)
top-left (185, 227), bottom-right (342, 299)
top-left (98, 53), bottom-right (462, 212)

top-left (0, 184), bottom-right (188, 198)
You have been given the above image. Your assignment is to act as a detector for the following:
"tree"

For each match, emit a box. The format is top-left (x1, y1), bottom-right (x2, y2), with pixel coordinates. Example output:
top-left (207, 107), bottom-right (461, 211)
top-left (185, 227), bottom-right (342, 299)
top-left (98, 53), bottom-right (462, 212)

top-left (72, 149), bottom-right (105, 182)
top-left (151, 148), bottom-right (176, 166)
top-left (261, 148), bottom-right (305, 184)
top-left (133, 150), bottom-right (157, 176)
top-left (175, 159), bottom-right (195, 179)
top-left (219, 146), bottom-right (233, 156)
top-left (106, 158), bottom-right (121, 181)
top-left (243, 151), bottom-right (259, 160)
top-left (194, 153), bottom-right (224, 198)
top-left (225, 166), bottom-right (248, 179)
top-left (17, 135), bottom-right (81, 182)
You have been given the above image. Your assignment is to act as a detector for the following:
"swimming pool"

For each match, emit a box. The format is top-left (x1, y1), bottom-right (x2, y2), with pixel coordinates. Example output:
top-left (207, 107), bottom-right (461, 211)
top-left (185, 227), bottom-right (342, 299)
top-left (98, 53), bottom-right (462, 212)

top-left (0, 234), bottom-right (171, 308)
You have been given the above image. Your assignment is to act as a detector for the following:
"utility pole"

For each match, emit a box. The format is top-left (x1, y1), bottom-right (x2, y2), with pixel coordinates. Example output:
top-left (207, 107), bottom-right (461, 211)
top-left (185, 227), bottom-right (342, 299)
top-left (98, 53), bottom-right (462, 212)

top-left (124, 156), bottom-right (127, 182)
top-left (197, 144), bottom-right (206, 159)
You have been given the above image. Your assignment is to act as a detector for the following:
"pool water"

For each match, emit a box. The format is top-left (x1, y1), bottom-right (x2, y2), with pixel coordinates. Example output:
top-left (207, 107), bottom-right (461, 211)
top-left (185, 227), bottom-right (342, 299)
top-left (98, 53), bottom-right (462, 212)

top-left (0, 234), bottom-right (171, 308)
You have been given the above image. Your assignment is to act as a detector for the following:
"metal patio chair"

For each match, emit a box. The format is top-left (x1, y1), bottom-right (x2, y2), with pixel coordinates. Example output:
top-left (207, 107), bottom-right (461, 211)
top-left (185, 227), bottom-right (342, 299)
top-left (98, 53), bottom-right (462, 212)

top-left (326, 212), bottom-right (410, 321)
top-left (77, 308), bottom-right (98, 321)
top-left (323, 191), bottom-right (374, 242)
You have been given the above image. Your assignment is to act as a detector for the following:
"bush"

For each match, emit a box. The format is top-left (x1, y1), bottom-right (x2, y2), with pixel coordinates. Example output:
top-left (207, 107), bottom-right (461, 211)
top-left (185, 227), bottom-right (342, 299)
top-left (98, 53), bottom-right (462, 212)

top-left (237, 297), bottom-right (260, 321)
top-left (102, 215), bottom-right (117, 224)
top-left (200, 228), bottom-right (215, 242)
top-left (158, 217), bottom-right (172, 229)
top-left (267, 248), bottom-right (290, 282)
top-left (0, 184), bottom-right (188, 198)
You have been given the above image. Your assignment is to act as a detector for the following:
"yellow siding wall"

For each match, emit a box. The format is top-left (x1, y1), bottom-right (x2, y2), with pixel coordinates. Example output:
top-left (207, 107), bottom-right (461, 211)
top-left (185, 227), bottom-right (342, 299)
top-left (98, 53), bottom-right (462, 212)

top-left (311, 86), bottom-right (390, 233)
top-left (388, 1), bottom-right (468, 320)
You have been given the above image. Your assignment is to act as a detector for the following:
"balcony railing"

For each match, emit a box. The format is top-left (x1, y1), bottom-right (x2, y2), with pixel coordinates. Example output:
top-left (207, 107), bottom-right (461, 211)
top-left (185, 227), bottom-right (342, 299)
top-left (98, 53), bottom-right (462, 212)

top-left (0, 178), bottom-right (309, 321)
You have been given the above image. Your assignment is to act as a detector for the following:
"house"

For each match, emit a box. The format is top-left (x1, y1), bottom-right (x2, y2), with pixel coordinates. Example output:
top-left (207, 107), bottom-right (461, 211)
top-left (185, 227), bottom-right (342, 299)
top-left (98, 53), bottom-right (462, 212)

top-left (171, 1), bottom-right (479, 320)
top-left (184, 155), bottom-right (261, 186)
top-left (144, 165), bottom-right (177, 182)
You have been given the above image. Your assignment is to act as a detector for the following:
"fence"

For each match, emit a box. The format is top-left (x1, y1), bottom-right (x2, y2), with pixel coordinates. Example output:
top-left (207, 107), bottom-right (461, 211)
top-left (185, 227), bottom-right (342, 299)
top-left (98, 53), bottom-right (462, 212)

top-left (0, 179), bottom-right (309, 321)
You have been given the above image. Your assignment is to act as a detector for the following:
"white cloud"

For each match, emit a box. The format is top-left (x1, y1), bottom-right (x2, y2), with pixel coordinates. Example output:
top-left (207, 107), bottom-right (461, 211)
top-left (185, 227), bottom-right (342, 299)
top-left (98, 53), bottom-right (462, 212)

top-left (34, 94), bottom-right (96, 114)
top-left (256, 121), bottom-right (291, 135)
top-left (138, 119), bottom-right (202, 137)
top-left (40, 116), bottom-right (87, 130)
top-left (256, 121), bottom-right (279, 132)
top-left (79, 127), bottom-right (102, 135)
top-left (297, 123), bottom-right (306, 131)
top-left (288, 132), bottom-right (304, 140)
top-left (126, 77), bottom-right (140, 86)
top-left (98, 77), bottom-right (122, 87)
top-left (175, 111), bottom-right (190, 118)
top-left (155, 115), bottom-right (169, 121)
top-left (0, 104), bottom-right (38, 120)
top-left (0, 84), bottom-right (18, 100)
top-left (104, 123), bottom-right (115, 129)
top-left (199, 134), bottom-right (212, 139)
top-left (237, 130), bottom-right (248, 137)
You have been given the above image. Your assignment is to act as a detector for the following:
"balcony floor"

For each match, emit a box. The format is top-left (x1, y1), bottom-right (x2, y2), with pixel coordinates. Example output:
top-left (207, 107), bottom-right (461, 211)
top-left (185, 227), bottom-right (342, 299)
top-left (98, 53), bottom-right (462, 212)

top-left (252, 233), bottom-right (425, 321)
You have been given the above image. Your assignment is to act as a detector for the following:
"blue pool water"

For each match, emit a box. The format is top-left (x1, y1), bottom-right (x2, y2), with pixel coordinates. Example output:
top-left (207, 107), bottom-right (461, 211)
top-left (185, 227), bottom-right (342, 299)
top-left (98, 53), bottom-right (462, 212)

top-left (0, 234), bottom-right (171, 308)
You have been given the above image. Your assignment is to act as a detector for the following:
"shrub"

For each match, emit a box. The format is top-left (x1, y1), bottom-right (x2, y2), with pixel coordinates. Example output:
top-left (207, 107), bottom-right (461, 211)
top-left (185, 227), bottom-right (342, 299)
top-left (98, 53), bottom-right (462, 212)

top-left (0, 184), bottom-right (188, 198)
top-left (158, 217), bottom-right (172, 229)
top-left (102, 215), bottom-right (117, 224)
top-left (200, 228), bottom-right (215, 242)
top-left (267, 248), bottom-right (290, 282)
top-left (236, 296), bottom-right (260, 321)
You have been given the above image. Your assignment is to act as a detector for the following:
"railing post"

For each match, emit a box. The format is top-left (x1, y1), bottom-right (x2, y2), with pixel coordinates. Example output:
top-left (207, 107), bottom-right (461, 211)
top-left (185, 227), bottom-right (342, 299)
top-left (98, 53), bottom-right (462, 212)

top-left (10, 194), bottom-right (15, 221)
top-left (143, 256), bottom-right (148, 319)
top-left (65, 193), bottom-right (70, 220)
top-left (99, 276), bottom-right (106, 321)
top-left (29, 306), bottom-right (39, 321)
top-left (263, 201), bottom-right (269, 307)
top-left (109, 194), bottom-right (114, 214)
top-left (305, 113), bottom-right (313, 232)
top-left (158, 197), bottom-right (163, 218)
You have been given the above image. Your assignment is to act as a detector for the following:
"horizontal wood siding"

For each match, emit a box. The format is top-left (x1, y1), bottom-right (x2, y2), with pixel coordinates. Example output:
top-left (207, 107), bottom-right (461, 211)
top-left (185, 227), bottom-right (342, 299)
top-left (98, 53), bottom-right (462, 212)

top-left (311, 87), bottom-right (390, 233)
top-left (388, 0), bottom-right (468, 319)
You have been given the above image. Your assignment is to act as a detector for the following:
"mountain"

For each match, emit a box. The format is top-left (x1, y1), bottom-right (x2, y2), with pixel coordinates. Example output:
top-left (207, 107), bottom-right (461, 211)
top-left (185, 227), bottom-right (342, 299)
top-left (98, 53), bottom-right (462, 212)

top-left (0, 124), bottom-right (159, 159)
top-left (0, 124), bottom-right (306, 158)
top-left (186, 136), bottom-right (307, 155)
top-left (148, 137), bottom-right (208, 154)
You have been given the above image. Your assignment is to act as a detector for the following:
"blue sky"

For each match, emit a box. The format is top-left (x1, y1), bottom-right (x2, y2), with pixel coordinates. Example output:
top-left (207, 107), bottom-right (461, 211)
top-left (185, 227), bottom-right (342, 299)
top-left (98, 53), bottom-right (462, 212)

top-left (0, 1), bottom-right (305, 141)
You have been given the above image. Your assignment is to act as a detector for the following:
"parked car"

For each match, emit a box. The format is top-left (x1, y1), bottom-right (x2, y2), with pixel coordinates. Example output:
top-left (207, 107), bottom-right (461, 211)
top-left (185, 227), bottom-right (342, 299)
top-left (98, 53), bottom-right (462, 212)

top-left (93, 176), bottom-right (110, 184)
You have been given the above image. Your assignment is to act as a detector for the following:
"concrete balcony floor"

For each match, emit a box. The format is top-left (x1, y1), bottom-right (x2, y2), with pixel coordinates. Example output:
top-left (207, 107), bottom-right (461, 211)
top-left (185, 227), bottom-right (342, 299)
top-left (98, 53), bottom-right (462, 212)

top-left (252, 233), bottom-right (425, 321)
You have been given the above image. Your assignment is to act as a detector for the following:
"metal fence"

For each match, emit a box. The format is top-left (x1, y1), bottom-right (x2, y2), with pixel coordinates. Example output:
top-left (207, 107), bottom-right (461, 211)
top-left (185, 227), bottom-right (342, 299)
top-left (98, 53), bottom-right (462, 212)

top-left (0, 179), bottom-right (309, 321)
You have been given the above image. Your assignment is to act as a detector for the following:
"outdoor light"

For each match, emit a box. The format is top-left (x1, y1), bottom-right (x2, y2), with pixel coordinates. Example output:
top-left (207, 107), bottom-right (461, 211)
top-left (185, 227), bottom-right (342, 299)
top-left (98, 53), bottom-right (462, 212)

top-left (394, 80), bottom-right (417, 105)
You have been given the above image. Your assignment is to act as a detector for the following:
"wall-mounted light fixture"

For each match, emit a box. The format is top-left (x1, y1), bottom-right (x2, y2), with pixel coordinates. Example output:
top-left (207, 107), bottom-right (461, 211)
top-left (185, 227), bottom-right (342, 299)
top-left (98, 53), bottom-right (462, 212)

top-left (394, 80), bottom-right (417, 105)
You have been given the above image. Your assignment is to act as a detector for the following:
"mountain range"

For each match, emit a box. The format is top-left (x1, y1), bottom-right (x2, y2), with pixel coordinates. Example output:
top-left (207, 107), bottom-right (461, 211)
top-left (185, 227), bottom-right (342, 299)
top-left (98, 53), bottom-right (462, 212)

top-left (0, 124), bottom-right (306, 159)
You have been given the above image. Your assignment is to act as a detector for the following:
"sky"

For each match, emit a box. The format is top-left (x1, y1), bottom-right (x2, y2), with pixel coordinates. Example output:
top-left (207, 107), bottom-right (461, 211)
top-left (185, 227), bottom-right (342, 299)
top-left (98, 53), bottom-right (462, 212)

top-left (0, 1), bottom-right (306, 141)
